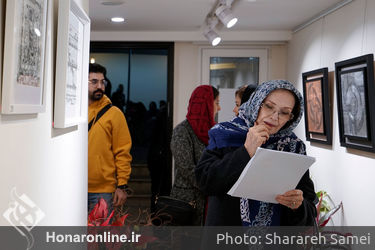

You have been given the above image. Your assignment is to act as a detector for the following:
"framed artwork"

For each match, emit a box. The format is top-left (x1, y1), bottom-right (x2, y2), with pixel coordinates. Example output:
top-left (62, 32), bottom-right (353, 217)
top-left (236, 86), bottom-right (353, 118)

top-left (1, 0), bottom-right (48, 114)
top-left (335, 54), bottom-right (375, 152)
top-left (54, 0), bottom-right (90, 128)
top-left (302, 68), bottom-right (332, 145)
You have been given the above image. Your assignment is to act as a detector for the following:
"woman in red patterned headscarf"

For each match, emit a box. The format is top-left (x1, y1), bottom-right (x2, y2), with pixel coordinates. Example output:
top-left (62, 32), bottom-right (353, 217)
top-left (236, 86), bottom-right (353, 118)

top-left (168, 85), bottom-right (220, 225)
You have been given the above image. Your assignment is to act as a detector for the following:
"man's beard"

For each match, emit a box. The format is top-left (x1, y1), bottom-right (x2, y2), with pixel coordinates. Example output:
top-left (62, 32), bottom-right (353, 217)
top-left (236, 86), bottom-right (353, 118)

top-left (90, 90), bottom-right (104, 101)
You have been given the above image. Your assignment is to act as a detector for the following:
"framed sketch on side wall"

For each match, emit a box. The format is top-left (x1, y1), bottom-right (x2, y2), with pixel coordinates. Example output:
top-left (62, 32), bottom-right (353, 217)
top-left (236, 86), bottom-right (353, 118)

top-left (335, 54), bottom-right (375, 152)
top-left (54, 0), bottom-right (90, 128)
top-left (302, 68), bottom-right (332, 145)
top-left (1, 0), bottom-right (48, 114)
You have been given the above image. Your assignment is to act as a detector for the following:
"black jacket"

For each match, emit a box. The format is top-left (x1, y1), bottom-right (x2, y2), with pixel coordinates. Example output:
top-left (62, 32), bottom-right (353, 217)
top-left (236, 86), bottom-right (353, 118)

top-left (195, 146), bottom-right (317, 226)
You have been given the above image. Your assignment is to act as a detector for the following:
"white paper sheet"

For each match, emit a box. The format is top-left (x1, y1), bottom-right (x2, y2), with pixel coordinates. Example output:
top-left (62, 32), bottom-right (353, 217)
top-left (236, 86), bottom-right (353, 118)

top-left (227, 147), bottom-right (316, 203)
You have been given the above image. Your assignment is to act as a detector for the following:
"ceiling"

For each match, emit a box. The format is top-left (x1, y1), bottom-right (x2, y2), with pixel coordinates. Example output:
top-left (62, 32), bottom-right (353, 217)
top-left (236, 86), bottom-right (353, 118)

top-left (89, 0), bottom-right (349, 33)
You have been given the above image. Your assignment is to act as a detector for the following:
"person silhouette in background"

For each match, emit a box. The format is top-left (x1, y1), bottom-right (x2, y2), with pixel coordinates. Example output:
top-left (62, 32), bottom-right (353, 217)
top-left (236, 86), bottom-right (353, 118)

top-left (112, 84), bottom-right (126, 113)
top-left (148, 101), bottom-right (158, 119)
top-left (104, 77), bottom-right (112, 99)
top-left (145, 101), bottom-right (159, 145)
top-left (148, 100), bottom-right (170, 213)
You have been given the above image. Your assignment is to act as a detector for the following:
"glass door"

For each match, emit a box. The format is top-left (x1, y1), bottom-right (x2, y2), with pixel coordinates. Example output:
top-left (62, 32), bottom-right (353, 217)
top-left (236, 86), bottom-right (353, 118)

top-left (201, 48), bottom-right (268, 122)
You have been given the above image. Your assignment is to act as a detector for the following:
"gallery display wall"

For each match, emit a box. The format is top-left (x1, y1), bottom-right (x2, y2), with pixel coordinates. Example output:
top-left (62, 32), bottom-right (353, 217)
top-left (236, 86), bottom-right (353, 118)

top-left (0, 0), bottom-right (89, 226)
top-left (288, 0), bottom-right (375, 225)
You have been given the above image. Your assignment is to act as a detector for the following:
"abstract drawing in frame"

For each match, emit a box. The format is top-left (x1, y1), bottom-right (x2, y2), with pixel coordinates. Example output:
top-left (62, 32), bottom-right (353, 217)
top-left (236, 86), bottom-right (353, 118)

top-left (302, 68), bottom-right (332, 145)
top-left (1, 0), bottom-right (48, 114)
top-left (335, 54), bottom-right (375, 152)
top-left (54, 0), bottom-right (90, 128)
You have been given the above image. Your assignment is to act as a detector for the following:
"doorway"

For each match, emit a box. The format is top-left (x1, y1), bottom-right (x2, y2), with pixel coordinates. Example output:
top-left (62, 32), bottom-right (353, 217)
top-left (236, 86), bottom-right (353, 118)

top-left (201, 47), bottom-right (268, 122)
top-left (90, 42), bottom-right (174, 220)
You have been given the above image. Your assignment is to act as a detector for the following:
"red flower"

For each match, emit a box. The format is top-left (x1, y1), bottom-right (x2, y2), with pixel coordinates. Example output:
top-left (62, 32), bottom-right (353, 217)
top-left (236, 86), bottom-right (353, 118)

top-left (87, 198), bottom-right (158, 249)
top-left (88, 198), bottom-right (128, 226)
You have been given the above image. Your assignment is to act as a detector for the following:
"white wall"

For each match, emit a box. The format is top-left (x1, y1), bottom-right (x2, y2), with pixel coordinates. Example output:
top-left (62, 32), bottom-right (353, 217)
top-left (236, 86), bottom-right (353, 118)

top-left (287, 0), bottom-right (375, 226)
top-left (0, 0), bottom-right (89, 226)
top-left (173, 43), bottom-right (201, 125)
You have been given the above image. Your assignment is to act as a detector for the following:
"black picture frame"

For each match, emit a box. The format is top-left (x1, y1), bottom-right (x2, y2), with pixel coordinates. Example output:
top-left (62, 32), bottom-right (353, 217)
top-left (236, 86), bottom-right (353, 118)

top-left (335, 54), bottom-right (375, 152)
top-left (302, 68), bottom-right (332, 145)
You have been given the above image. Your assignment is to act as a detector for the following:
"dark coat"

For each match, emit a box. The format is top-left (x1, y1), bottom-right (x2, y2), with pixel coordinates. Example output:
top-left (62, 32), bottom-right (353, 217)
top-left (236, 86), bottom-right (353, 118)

top-left (170, 120), bottom-right (206, 225)
top-left (195, 145), bottom-right (317, 226)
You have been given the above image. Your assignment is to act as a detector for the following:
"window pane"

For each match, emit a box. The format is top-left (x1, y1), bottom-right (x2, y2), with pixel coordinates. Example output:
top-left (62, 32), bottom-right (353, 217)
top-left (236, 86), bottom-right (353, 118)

top-left (90, 52), bottom-right (129, 97)
top-left (209, 57), bottom-right (259, 88)
top-left (130, 50), bottom-right (167, 108)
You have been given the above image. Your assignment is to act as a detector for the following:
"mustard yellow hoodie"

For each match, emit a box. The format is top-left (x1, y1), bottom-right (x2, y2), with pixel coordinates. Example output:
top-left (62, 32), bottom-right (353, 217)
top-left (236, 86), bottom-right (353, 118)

top-left (88, 95), bottom-right (132, 193)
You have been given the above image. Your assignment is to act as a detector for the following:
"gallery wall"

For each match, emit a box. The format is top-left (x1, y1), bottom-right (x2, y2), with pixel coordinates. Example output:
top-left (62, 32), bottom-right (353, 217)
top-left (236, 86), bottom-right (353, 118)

top-left (288, 0), bottom-right (375, 225)
top-left (0, 0), bottom-right (89, 226)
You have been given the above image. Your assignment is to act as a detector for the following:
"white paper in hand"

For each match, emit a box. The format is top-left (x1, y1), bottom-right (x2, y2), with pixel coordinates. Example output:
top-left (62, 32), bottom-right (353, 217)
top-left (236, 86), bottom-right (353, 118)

top-left (227, 147), bottom-right (315, 203)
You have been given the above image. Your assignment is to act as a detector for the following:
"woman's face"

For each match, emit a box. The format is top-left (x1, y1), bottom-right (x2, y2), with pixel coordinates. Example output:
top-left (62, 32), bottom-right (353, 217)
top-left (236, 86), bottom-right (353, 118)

top-left (213, 95), bottom-right (221, 119)
top-left (233, 95), bottom-right (241, 116)
top-left (255, 89), bottom-right (295, 135)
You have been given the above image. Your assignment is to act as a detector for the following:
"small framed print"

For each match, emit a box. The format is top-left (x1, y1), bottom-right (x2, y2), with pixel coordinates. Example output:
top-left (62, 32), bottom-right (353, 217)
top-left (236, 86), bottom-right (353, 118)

top-left (302, 68), bottom-right (332, 145)
top-left (53, 0), bottom-right (90, 128)
top-left (335, 54), bottom-right (375, 152)
top-left (1, 0), bottom-right (48, 114)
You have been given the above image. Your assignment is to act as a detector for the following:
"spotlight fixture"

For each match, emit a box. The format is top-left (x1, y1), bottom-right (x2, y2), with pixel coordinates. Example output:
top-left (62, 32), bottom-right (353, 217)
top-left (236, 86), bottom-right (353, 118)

top-left (204, 29), bottom-right (221, 46)
top-left (214, 0), bottom-right (238, 29)
top-left (203, 17), bottom-right (221, 46)
top-left (215, 5), bottom-right (238, 28)
top-left (202, 0), bottom-right (238, 46)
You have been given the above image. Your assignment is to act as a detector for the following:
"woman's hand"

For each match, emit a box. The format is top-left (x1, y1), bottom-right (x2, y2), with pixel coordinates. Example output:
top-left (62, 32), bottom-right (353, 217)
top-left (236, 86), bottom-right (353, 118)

top-left (275, 189), bottom-right (304, 210)
top-left (244, 122), bottom-right (269, 157)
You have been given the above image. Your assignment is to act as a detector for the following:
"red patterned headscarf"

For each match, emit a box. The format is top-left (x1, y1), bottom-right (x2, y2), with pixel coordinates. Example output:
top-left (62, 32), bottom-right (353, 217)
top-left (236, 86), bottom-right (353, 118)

top-left (186, 85), bottom-right (216, 145)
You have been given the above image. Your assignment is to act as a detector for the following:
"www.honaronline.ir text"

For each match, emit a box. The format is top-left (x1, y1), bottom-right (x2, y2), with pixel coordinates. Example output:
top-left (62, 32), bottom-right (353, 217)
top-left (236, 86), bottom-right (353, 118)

top-left (46, 231), bottom-right (141, 244)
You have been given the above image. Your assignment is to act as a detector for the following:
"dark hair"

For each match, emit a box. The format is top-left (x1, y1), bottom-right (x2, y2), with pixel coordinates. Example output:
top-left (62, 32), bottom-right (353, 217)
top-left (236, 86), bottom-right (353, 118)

top-left (89, 63), bottom-right (107, 75)
top-left (212, 86), bottom-right (219, 100)
top-left (240, 84), bottom-right (257, 105)
top-left (235, 85), bottom-right (247, 99)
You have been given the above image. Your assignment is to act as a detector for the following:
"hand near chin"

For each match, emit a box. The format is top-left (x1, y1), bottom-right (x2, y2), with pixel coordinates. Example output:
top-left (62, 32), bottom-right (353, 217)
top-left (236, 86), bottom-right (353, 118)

top-left (244, 121), bottom-right (270, 157)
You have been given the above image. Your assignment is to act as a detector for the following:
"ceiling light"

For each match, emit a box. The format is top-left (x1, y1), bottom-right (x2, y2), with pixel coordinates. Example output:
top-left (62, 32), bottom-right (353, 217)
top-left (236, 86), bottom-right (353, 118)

top-left (203, 17), bottom-right (221, 46)
top-left (202, 0), bottom-right (238, 45)
top-left (204, 29), bottom-right (221, 46)
top-left (111, 17), bottom-right (125, 23)
top-left (215, 5), bottom-right (238, 28)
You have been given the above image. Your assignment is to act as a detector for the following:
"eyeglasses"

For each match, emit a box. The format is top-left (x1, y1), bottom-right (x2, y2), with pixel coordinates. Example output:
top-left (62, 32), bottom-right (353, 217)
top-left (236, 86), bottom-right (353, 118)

top-left (89, 79), bottom-right (108, 87)
top-left (260, 102), bottom-right (294, 121)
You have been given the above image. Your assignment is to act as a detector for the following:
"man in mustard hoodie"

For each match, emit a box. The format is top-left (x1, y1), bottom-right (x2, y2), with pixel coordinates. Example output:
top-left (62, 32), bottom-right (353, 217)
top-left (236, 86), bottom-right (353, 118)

top-left (88, 63), bottom-right (132, 213)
